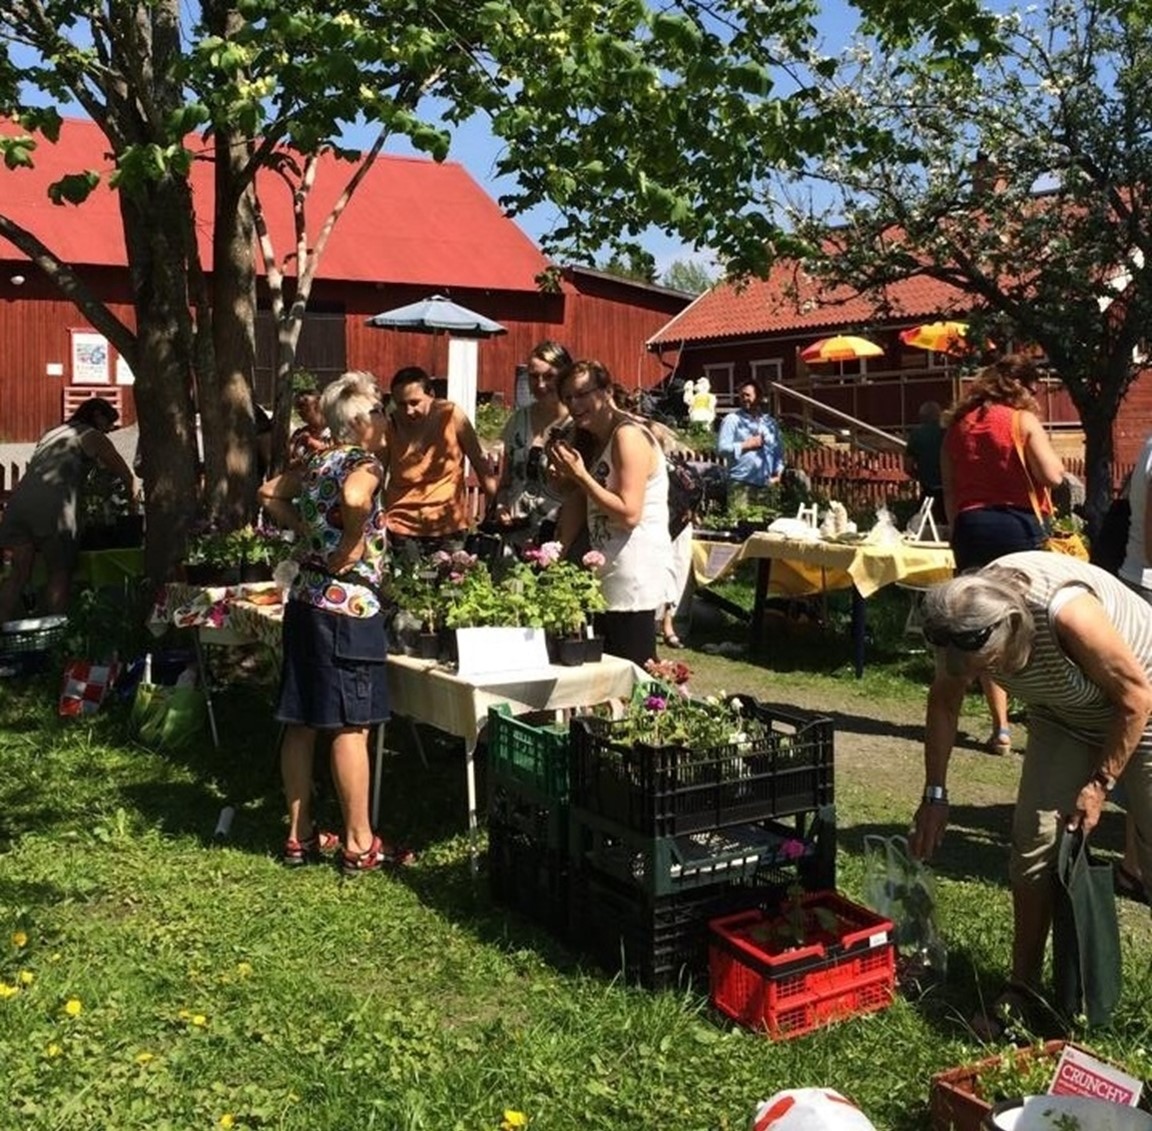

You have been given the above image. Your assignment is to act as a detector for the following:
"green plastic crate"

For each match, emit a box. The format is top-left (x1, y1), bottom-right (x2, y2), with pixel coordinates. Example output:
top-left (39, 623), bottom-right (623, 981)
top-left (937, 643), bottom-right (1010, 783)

top-left (486, 704), bottom-right (570, 802)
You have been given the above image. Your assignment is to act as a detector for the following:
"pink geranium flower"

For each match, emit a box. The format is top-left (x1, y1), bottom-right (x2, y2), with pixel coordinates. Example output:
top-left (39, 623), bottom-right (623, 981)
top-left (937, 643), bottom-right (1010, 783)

top-left (581, 550), bottom-right (606, 570)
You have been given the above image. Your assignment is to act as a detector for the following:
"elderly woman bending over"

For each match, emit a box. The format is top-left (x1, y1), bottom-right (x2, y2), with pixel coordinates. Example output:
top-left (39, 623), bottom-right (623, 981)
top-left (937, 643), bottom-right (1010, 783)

top-left (259, 371), bottom-right (408, 875)
top-left (910, 551), bottom-right (1152, 1033)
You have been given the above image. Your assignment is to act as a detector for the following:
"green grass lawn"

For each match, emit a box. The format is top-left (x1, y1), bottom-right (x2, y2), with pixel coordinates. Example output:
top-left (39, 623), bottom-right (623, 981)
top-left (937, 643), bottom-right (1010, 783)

top-left (2, 621), bottom-right (1151, 1129)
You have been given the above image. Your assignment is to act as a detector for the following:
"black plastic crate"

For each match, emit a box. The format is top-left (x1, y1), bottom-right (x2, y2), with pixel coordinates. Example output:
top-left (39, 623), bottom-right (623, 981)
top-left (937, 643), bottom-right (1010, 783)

top-left (568, 806), bottom-right (836, 899)
top-left (568, 868), bottom-right (787, 992)
top-left (487, 821), bottom-right (569, 938)
top-left (569, 699), bottom-right (834, 837)
top-left (0, 615), bottom-right (68, 656)
top-left (489, 780), bottom-right (567, 852)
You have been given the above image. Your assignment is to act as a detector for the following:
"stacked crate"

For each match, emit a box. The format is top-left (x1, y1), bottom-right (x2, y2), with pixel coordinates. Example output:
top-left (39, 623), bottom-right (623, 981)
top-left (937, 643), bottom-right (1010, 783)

top-left (566, 699), bottom-right (836, 991)
top-left (485, 705), bottom-right (572, 936)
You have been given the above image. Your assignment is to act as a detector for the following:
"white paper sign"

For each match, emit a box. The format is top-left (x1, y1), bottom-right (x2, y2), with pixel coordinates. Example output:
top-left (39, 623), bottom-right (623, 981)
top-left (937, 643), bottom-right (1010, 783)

top-left (454, 626), bottom-right (549, 679)
top-left (1048, 1045), bottom-right (1143, 1106)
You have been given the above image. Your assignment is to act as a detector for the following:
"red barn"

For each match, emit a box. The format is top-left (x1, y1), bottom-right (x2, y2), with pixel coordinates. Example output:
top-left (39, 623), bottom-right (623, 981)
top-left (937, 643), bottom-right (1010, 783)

top-left (0, 117), bottom-right (689, 442)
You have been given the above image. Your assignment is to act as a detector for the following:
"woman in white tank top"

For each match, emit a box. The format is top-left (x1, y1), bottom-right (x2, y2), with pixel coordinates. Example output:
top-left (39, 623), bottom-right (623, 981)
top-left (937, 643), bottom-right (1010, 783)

top-left (546, 361), bottom-right (670, 667)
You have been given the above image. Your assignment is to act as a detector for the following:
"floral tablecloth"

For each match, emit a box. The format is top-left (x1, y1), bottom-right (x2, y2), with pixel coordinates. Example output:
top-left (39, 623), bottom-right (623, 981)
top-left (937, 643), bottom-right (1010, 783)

top-left (148, 582), bottom-right (284, 652)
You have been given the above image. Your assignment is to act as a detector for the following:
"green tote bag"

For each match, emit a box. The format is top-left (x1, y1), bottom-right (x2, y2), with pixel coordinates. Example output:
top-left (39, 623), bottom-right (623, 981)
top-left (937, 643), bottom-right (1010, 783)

top-left (1051, 827), bottom-right (1122, 1026)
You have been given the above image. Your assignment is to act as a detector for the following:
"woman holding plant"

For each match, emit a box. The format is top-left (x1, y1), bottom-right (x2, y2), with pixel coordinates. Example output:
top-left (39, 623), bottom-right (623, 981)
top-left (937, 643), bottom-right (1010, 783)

top-left (547, 360), bottom-right (670, 667)
top-left (492, 341), bottom-right (573, 544)
top-left (259, 371), bottom-right (409, 876)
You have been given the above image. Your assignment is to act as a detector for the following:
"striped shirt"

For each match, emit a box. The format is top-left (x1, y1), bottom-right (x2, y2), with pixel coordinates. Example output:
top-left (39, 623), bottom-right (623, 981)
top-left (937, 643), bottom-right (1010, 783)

top-left (988, 551), bottom-right (1152, 752)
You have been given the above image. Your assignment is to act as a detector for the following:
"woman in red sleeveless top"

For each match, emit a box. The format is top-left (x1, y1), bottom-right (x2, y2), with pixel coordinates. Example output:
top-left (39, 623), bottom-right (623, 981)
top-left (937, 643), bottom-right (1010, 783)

top-left (942, 354), bottom-right (1065, 753)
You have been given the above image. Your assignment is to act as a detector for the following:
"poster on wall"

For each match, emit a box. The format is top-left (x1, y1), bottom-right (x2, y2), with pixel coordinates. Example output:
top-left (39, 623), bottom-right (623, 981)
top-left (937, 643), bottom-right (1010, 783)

top-left (114, 355), bottom-right (135, 386)
top-left (71, 330), bottom-right (111, 383)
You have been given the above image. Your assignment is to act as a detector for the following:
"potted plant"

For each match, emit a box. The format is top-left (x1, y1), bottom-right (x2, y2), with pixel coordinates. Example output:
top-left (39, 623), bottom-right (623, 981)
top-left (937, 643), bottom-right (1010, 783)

top-left (528, 543), bottom-right (607, 664)
top-left (929, 1041), bottom-right (1073, 1131)
top-left (390, 557), bottom-right (448, 657)
top-left (184, 525), bottom-right (243, 586)
top-left (78, 469), bottom-right (142, 551)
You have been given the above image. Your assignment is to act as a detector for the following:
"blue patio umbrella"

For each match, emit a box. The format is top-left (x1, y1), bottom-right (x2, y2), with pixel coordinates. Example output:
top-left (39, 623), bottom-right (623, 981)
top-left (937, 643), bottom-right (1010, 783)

top-left (365, 293), bottom-right (507, 339)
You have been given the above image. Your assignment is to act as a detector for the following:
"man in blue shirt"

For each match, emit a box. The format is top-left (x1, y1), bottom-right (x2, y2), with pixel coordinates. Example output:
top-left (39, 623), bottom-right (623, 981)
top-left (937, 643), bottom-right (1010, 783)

top-left (717, 380), bottom-right (785, 491)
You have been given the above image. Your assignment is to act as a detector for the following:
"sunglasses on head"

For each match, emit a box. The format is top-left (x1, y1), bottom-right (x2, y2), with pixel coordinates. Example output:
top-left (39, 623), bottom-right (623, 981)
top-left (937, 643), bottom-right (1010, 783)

top-left (923, 622), bottom-right (1000, 652)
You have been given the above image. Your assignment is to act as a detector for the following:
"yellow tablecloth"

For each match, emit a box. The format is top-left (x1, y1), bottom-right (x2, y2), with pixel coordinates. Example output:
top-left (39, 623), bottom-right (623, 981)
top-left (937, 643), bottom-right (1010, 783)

top-left (693, 533), bottom-right (954, 598)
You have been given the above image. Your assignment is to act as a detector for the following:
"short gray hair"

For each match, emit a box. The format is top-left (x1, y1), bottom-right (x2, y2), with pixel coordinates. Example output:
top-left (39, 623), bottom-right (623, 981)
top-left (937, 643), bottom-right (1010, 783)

top-left (921, 567), bottom-right (1035, 673)
top-left (320, 371), bottom-right (380, 442)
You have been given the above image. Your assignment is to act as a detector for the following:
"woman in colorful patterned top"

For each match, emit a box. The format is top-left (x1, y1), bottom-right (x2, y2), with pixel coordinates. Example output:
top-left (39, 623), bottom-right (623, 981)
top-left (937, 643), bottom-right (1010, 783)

top-left (259, 371), bottom-right (407, 875)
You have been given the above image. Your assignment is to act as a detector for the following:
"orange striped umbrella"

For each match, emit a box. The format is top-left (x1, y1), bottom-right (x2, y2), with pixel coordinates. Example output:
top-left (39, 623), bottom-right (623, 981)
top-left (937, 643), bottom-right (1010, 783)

top-left (799, 335), bottom-right (885, 363)
top-left (899, 321), bottom-right (989, 356)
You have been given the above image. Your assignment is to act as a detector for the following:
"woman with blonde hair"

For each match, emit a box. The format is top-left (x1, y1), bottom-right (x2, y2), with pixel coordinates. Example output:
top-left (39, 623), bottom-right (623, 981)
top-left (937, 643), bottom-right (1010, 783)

top-left (942, 353), bottom-right (1065, 754)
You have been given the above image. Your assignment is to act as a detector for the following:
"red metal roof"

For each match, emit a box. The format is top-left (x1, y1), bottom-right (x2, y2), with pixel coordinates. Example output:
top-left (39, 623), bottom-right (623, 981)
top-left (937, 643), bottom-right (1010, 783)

top-left (647, 258), bottom-right (970, 346)
top-left (0, 117), bottom-right (550, 292)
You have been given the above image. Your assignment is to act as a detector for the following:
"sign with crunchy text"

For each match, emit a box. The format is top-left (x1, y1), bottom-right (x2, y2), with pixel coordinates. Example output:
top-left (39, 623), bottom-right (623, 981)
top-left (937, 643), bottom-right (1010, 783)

top-left (1048, 1045), bottom-right (1142, 1106)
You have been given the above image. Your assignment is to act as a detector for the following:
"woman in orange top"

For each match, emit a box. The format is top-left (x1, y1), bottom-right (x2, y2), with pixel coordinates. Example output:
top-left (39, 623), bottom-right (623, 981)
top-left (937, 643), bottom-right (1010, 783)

top-left (942, 353), bottom-right (1065, 753)
top-left (383, 366), bottom-right (498, 554)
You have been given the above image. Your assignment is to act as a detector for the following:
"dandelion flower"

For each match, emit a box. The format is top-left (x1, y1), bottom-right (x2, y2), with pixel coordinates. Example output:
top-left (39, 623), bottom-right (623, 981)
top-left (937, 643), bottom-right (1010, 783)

top-left (236, 962), bottom-right (252, 977)
top-left (177, 1009), bottom-right (191, 1020)
top-left (0, 982), bottom-right (18, 999)
top-left (46, 1044), bottom-right (61, 1058)
top-left (218, 1115), bottom-right (235, 1129)
top-left (11, 930), bottom-right (27, 948)
top-left (64, 998), bottom-right (82, 1017)
top-left (135, 1052), bottom-right (155, 1065)
top-left (501, 1112), bottom-right (528, 1130)
top-left (191, 1014), bottom-right (207, 1027)
top-left (18, 971), bottom-right (33, 985)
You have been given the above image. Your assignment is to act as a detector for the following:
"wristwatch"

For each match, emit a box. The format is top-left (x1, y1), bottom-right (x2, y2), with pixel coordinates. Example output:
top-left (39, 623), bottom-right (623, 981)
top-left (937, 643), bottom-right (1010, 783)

top-left (922, 784), bottom-right (949, 805)
top-left (1090, 769), bottom-right (1116, 794)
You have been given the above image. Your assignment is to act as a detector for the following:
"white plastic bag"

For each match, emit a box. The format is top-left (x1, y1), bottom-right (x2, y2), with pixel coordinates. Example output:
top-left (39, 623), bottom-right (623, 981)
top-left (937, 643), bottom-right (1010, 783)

top-left (750, 1089), bottom-right (878, 1131)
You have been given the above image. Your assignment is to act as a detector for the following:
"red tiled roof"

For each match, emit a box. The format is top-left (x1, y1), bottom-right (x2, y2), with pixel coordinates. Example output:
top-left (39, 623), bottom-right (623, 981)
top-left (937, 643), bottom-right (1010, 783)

top-left (647, 258), bottom-right (971, 346)
top-left (0, 117), bottom-right (550, 291)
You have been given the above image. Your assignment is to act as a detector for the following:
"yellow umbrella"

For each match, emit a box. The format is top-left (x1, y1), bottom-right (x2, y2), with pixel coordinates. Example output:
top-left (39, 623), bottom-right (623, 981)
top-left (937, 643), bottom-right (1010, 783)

top-left (800, 335), bottom-right (885, 363)
top-left (900, 320), bottom-right (990, 356)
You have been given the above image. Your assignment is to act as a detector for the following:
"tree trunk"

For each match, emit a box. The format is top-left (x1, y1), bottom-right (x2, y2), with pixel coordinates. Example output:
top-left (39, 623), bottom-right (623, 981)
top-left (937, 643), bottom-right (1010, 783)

top-left (1079, 388), bottom-right (1120, 537)
top-left (120, 183), bottom-right (200, 582)
top-left (198, 1), bottom-right (260, 527)
top-left (202, 128), bottom-right (260, 525)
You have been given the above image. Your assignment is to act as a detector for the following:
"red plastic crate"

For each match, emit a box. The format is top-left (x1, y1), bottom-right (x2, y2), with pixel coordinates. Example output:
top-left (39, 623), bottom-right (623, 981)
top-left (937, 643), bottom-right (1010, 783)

top-left (709, 892), bottom-right (895, 1039)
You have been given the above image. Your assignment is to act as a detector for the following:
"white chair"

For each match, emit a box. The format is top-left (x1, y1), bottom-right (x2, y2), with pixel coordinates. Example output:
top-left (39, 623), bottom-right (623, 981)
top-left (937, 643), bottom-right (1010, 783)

top-left (906, 496), bottom-right (941, 542)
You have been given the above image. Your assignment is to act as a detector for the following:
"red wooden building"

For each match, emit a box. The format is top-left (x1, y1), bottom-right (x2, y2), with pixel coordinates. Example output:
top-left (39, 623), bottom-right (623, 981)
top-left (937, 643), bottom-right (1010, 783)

top-left (0, 117), bottom-right (689, 443)
top-left (646, 260), bottom-right (1150, 470)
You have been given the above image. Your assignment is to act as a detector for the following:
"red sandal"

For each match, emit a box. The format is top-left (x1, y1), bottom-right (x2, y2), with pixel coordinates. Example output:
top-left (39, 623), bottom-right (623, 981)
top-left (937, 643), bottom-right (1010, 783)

top-left (281, 827), bottom-right (341, 868)
top-left (340, 835), bottom-right (416, 876)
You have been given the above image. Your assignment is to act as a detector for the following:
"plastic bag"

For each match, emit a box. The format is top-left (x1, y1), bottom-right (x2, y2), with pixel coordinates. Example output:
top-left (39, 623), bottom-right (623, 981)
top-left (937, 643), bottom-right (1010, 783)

top-left (59, 660), bottom-right (121, 717)
top-left (130, 682), bottom-right (208, 753)
top-left (750, 1089), bottom-right (878, 1131)
top-left (861, 835), bottom-right (947, 976)
top-left (866, 506), bottom-right (902, 545)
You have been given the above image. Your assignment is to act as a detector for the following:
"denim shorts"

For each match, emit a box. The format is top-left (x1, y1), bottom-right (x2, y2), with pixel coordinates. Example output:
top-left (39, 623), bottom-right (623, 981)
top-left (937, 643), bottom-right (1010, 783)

top-left (275, 600), bottom-right (390, 729)
top-left (951, 506), bottom-right (1043, 572)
